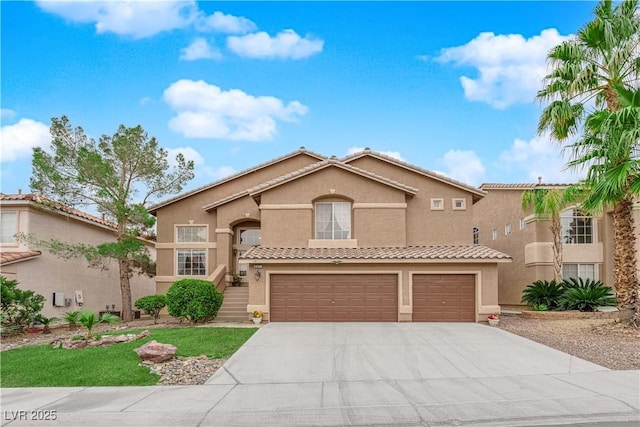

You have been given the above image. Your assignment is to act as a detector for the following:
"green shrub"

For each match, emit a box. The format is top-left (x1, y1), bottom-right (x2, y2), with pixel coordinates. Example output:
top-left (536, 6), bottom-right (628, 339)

top-left (521, 280), bottom-right (565, 310)
top-left (78, 310), bottom-right (119, 339)
top-left (166, 279), bottom-right (223, 323)
top-left (0, 276), bottom-right (45, 333)
top-left (562, 277), bottom-right (604, 290)
top-left (134, 295), bottom-right (166, 324)
top-left (532, 303), bottom-right (549, 311)
top-left (559, 284), bottom-right (616, 312)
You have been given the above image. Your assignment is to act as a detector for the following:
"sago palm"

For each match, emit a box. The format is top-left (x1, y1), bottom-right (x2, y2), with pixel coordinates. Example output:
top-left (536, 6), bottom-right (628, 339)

top-left (537, 0), bottom-right (640, 320)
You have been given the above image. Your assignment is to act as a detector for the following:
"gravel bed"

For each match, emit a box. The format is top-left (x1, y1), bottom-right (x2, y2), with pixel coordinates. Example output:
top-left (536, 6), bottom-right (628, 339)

top-left (142, 355), bottom-right (225, 385)
top-left (497, 314), bottom-right (640, 370)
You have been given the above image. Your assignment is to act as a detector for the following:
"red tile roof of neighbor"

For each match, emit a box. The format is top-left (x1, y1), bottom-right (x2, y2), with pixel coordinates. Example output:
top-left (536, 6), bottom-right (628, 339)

top-left (0, 250), bottom-right (42, 266)
top-left (241, 245), bottom-right (511, 261)
top-left (0, 193), bottom-right (116, 229)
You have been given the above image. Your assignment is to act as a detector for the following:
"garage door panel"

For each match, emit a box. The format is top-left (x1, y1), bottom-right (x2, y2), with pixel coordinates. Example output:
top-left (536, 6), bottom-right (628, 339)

top-left (413, 274), bottom-right (475, 322)
top-left (270, 274), bottom-right (397, 322)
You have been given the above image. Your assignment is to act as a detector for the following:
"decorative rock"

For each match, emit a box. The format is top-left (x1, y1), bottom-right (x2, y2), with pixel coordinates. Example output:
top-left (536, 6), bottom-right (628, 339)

top-left (135, 340), bottom-right (177, 363)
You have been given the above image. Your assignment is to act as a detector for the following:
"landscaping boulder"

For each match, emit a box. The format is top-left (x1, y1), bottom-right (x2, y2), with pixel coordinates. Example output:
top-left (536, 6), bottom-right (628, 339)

top-left (135, 340), bottom-right (177, 363)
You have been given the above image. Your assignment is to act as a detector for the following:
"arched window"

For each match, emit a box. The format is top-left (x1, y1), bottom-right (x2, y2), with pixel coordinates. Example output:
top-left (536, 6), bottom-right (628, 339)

top-left (315, 201), bottom-right (351, 240)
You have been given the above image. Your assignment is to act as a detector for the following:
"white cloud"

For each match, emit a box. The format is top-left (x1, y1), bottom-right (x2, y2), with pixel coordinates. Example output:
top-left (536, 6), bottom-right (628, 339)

top-left (202, 165), bottom-right (237, 181)
top-left (166, 147), bottom-right (204, 168)
top-left (36, 0), bottom-right (198, 39)
top-left (346, 147), bottom-right (404, 161)
top-left (139, 96), bottom-right (152, 106)
top-left (180, 37), bottom-right (222, 61)
top-left (437, 29), bottom-right (571, 108)
top-left (197, 11), bottom-right (256, 34)
top-left (0, 118), bottom-right (50, 163)
top-left (497, 134), bottom-right (584, 183)
top-left (227, 29), bottom-right (323, 59)
top-left (1, 109), bottom-right (16, 120)
top-left (436, 150), bottom-right (486, 186)
top-left (163, 79), bottom-right (308, 141)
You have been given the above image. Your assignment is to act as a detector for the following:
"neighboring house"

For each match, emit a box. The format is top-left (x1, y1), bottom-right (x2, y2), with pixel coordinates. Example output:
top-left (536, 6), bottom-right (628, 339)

top-left (474, 183), bottom-right (640, 306)
top-left (0, 193), bottom-right (156, 318)
top-left (150, 148), bottom-right (510, 322)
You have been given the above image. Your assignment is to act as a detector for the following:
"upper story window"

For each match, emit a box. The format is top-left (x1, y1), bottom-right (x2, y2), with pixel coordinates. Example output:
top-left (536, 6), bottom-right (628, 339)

top-left (505, 223), bottom-right (512, 235)
top-left (176, 225), bottom-right (207, 242)
top-left (0, 211), bottom-right (17, 244)
top-left (519, 217), bottom-right (526, 230)
top-left (452, 198), bottom-right (466, 210)
top-left (239, 229), bottom-right (261, 246)
top-left (315, 201), bottom-right (351, 240)
top-left (561, 209), bottom-right (593, 244)
top-left (430, 198), bottom-right (444, 210)
top-left (492, 229), bottom-right (498, 241)
top-left (473, 227), bottom-right (479, 245)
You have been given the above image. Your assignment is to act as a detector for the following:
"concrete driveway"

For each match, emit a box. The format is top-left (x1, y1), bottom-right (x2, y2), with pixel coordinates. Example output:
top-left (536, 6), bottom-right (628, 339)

top-left (2, 323), bottom-right (639, 426)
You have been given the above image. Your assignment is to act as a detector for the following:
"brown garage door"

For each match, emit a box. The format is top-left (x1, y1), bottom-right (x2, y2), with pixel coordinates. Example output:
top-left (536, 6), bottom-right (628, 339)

top-left (412, 274), bottom-right (475, 322)
top-left (270, 274), bottom-right (398, 322)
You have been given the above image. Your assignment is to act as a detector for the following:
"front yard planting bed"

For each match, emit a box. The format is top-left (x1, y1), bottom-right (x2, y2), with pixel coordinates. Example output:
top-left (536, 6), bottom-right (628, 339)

top-left (520, 310), bottom-right (621, 320)
top-left (0, 327), bottom-right (257, 387)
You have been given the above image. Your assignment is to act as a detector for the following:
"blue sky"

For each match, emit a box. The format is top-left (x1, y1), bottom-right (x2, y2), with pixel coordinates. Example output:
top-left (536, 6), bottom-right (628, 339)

top-left (1, 1), bottom-right (596, 198)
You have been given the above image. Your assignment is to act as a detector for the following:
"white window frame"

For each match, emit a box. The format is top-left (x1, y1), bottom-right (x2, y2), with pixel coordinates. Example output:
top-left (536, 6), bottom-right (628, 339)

top-left (492, 229), bottom-right (498, 241)
top-left (519, 217), bottom-right (526, 230)
top-left (175, 225), bottom-right (207, 243)
top-left (430, 198), bottom-right (444, 211)
top-left (562, 263), bottom-right (597, 281)
top-left (561, 208), bottom-right (594, 244)
top-left (0, 211), bottom-right (18, 245)
top-left (505, 223), bottom-right (512, 235)
top-left (452, 198), bottom-right (466, 210)
top-left (176, 249), bottom-right (207, 276)
top-left (315, 201), bottom-right (352, 240)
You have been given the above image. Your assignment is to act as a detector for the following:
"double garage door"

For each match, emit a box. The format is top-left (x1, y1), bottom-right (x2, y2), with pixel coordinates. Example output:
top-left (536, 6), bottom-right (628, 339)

top-left (270, 273), bottom-right (475, 322)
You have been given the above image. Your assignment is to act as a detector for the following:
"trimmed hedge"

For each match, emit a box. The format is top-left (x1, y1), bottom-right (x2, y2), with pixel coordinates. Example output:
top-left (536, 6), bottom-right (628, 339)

top-left (134, 295), bottom-right (167, 324)
top-left (166, 279), bottom-right (223, 323)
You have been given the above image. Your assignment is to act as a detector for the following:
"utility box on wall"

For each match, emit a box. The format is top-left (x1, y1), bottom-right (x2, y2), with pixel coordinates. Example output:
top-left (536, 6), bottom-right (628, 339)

top-left (53, 292), bottom-right (65, 307)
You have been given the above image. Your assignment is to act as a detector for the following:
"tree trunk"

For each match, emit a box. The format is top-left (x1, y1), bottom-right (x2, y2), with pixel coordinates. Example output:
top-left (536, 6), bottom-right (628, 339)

top-left (550, 217), bottom-right (563, 282)
top-left (119, 259), bottom-right (133, 322)
top-left (612, 198), bottom-right (638, 318)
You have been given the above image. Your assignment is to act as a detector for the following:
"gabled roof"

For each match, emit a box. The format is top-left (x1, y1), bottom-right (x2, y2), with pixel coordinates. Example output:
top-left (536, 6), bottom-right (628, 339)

top-left (342, 148), bottom-right (486, 202)
top-left (203, 158), bottom-right (419, 211)
top-left (0, 193), bottom-right (116, 230)
top-left (149, 147), bottom-right (326, 213)
top-left (0, 250), bottom-right (42, 266)
top-left (241, 245), bottom-right (511, 263)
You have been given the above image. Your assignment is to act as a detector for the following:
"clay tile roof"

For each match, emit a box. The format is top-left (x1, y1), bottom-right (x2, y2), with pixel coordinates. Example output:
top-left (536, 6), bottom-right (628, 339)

top-left (240, 245), bottom-right (511, 262)
top-left (342, 149), bottom-right (486, 201)
top-left (150, 147), bottom-right (327, 213)
top-left (0, 193), bottom-right (116, 229)
top-left (203, 159), bottom-right (419, 211)
top-left (0, 250), bottom-right (42, 266)
top-left (480, 183), bottom-right (572, 190)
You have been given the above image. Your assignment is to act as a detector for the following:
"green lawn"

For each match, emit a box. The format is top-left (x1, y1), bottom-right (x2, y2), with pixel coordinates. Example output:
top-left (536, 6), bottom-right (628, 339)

top-left (0, 327), bottom-right (257, 387)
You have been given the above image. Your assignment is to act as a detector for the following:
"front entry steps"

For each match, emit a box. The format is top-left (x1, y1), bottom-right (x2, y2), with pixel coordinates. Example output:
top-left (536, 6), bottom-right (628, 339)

top-left (216, 286), bottom-right (250, 322)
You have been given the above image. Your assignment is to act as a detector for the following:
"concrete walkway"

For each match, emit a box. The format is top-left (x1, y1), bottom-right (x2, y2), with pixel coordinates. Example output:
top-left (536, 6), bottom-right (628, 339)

top-left (1, 323), bottom-right (638, 426)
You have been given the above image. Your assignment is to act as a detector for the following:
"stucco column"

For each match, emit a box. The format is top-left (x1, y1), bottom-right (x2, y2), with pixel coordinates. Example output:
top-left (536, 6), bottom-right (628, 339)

top-left (215, 228), bottom-right (233, 282)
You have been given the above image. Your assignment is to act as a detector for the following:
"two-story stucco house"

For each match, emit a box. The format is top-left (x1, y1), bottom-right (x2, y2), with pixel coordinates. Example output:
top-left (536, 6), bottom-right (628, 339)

top-left (0, 193), bottom-right (156, 318)
top-left (473, 183), bottom-right (640, 306)
top-left (150, 148), bottom-right (510, 322)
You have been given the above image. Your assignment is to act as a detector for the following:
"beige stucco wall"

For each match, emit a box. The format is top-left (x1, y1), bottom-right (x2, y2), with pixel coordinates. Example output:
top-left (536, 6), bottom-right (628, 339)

top-left (153, 152), bottom-right (321, 281)
top-left (245, 261), bottom-right (501, 322)
top-left (0, 205), bottom-right (155, 319)
top-left (346, 156), bottom-right (475, 245)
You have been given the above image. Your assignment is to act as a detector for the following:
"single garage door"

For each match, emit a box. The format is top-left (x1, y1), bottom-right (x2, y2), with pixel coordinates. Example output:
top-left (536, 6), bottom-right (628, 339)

top-left (412, 274), bottom-right (475, 322)
top-left (270, 274), bottom-right (398, 322)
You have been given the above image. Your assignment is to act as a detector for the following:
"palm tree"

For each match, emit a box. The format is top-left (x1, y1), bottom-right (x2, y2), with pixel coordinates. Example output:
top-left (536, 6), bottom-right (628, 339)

top-left (521, 187), bottom-right (574, 282)
top-left (568, 86), bottom-right (640, 320)
top-left (537, 0), bottom-right (640, 320)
